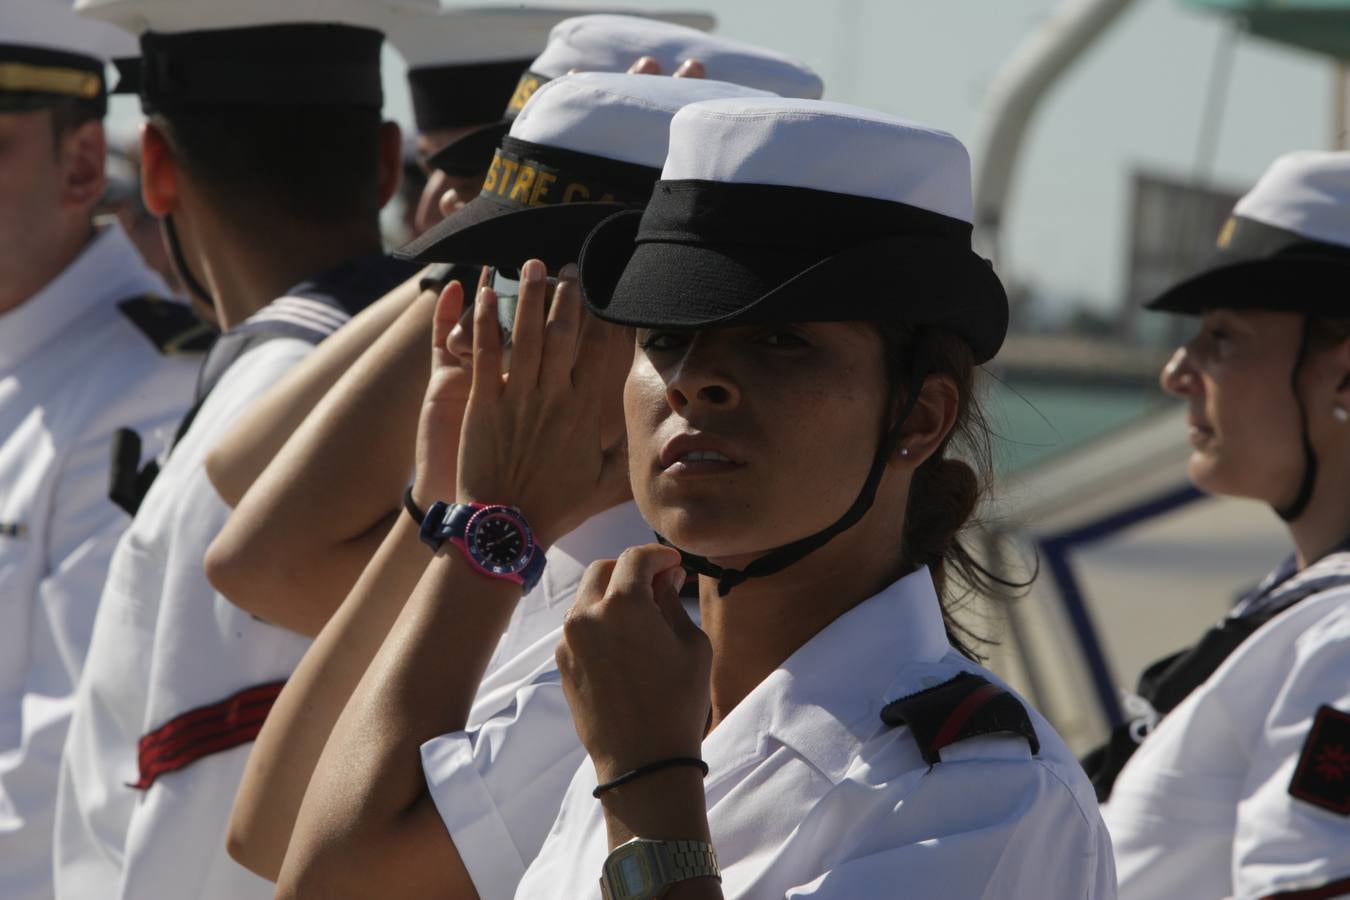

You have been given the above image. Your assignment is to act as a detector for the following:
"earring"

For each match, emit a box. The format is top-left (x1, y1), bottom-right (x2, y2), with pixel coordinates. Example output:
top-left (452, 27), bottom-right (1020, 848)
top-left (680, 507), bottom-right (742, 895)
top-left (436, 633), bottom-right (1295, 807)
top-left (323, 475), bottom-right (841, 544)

top-left (899, 447), bottom-right (910, 457)
top-left (1335, 406), bottom-right (1349, 424)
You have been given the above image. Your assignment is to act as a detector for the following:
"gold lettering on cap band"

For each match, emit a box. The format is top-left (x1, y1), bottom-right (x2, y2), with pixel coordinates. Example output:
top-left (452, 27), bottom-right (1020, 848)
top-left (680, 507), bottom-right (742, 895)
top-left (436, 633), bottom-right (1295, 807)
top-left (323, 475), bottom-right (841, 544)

top-left (1215, 216), bottom-right (1236, 249)
top-left (482, 148), bottom-right (620, 209)
top-left (505, 71), bottom-right (546, 114)
top-left (0, 62), bottom-right (101, 99)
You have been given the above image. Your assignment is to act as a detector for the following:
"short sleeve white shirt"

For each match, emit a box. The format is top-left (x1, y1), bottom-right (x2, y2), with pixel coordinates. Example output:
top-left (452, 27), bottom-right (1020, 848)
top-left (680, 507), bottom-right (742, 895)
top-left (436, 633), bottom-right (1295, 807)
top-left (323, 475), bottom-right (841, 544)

top-left (419, 500), bottom-right (654, 899)
top-left (0, 221), bottom-right (196, 900)
top-left (55, 337), bottom-right (315, 900)
top-left (1106, 579), bottom-right (1350, 900)
top-left (513, 567), bottom-right (1117, 899)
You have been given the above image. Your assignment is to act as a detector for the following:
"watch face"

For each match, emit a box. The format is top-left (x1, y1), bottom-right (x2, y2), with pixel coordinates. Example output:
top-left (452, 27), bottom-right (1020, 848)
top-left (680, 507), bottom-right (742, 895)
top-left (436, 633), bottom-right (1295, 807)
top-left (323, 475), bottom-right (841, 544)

top-left (465, 507), bottom-right (532, 575)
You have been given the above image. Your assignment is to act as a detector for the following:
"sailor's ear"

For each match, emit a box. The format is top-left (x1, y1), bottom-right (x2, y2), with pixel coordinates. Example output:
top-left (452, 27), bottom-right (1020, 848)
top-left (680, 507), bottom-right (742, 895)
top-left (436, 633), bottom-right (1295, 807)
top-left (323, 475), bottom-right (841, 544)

top-left (139, 119), bottom-right (178, 217)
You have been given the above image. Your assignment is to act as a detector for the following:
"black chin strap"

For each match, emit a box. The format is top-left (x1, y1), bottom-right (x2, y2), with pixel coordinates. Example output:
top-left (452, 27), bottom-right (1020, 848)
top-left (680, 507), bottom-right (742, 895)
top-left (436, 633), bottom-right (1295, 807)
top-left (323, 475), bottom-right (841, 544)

top-left (162, 215), bottom-right (215, 309)
top-left (660, 366), bottom-right (924, 596)
top-left (1277, 317), bottom-right (1318, 522)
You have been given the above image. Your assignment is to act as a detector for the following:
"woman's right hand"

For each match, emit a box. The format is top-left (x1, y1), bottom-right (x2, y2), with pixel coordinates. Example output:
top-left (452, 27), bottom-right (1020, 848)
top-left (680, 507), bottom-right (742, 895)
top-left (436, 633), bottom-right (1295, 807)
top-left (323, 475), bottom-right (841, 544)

top-left (455, 259), bottom-right (632, 548)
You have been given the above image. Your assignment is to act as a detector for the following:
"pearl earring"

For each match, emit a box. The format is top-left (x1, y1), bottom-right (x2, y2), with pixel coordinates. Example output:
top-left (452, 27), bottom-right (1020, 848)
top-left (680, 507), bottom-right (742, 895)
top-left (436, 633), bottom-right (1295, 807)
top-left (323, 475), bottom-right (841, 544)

top-left (1335, 406), bottom-right (1349, 424)
top-left (899, 447), bottom-right (910, 457)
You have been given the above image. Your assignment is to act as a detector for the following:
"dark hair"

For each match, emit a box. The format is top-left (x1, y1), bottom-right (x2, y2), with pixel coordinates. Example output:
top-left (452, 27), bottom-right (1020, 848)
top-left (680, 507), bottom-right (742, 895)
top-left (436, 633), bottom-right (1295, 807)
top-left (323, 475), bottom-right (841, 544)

top-left (48, 97), bottom-right (104, 150)
top-left (149, 106), bottom-right (384, 230)
top-left (879, 322), bottom-right (1027, 660)
top-left (1308, 316), bottom-right (1350, 354)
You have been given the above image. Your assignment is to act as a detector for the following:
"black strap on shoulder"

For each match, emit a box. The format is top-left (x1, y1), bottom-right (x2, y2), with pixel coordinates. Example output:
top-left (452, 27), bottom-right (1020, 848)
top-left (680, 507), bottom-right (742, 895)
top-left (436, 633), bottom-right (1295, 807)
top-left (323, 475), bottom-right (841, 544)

top-left (1080, 614), bottom-right (1263, 802)
top-left (109, 428), bottom-right (159, 516)
top-left (880, 671), bottom-right (1039, 765)
top-left (116, 295), bottom-right (217, 355)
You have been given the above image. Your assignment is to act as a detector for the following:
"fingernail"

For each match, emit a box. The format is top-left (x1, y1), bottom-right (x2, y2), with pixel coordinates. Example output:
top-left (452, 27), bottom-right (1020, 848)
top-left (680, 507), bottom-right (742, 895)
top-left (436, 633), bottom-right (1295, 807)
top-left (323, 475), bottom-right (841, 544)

top-left (672, 568), bottom-right (687, 593)
top-left (558, 262), bottom-right (578, 280)
top-left (522, 259), bottom-right (545, 283)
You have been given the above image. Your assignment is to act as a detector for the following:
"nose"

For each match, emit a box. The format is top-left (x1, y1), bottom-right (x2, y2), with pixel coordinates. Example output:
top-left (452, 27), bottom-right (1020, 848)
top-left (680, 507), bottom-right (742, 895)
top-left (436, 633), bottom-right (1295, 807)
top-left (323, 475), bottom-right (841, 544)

top-left (1160, 345), bottom-right (1197, 397)
top-left (664, 340), bottom-right (740, 413)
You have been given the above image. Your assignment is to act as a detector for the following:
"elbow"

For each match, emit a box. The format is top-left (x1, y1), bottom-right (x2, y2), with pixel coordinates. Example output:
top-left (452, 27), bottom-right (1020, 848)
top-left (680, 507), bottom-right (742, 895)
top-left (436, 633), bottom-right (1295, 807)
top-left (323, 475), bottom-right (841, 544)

top-left (204, 522), bottom-right (272, 619)
top-left (225, 810), bottom-right (280, 883)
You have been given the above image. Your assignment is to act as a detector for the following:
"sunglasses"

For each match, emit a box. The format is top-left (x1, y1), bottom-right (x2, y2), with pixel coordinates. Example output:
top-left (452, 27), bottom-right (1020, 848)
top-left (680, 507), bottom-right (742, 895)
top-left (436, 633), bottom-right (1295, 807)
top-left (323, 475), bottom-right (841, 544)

top-left (483, 266), bottom-right (562, 347)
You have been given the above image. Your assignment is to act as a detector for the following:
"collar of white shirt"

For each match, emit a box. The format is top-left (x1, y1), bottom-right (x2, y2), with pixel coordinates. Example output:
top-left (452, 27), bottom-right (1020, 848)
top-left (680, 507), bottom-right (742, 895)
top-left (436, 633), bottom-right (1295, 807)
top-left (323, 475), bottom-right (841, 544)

top-left (701, 566), bottom-right (955, 788)
top-left (0, 219), bottom-right (166, 370)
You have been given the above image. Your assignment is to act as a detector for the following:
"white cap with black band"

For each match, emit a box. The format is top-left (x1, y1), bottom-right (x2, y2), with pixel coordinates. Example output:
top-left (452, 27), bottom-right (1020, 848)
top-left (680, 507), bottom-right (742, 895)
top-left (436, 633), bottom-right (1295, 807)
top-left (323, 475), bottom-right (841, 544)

top-left (428, 12), bottom-right (822, 176)
top-left (1146, 150), bottom-right (1350, 522)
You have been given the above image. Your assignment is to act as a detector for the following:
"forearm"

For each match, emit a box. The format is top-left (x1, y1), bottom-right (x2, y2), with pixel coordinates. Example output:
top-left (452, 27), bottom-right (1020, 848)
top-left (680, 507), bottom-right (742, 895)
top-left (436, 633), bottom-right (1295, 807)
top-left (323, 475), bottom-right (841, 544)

top-left (279, 551), bottom-right (520, 890)
top-left (227, 514), bottom-right (431, 880)
top-left (205, 286), bottom-right (443, 633)
top-left (207, 271), bottom-right (424, 508)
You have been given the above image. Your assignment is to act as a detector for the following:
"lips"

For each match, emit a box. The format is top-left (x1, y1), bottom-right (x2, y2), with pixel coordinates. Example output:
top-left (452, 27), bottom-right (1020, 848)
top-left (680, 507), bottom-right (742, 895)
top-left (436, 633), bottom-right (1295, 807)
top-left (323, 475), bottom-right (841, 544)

top-left (658, 432), bottom-right (745, 475)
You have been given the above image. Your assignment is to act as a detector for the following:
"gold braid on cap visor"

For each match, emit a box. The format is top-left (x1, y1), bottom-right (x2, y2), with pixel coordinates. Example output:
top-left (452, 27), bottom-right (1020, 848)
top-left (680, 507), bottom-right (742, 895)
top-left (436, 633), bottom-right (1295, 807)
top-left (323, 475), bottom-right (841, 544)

top-left (0, 62), bottom-right (101, 98)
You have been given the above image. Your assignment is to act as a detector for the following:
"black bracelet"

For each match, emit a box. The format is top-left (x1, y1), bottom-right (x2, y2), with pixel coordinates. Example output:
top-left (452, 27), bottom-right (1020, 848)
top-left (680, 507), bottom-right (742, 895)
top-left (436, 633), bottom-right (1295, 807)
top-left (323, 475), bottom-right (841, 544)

top-left (592, 757), bottom-right (709, 798)
top-left (403, 485), bottom-right (426, 526)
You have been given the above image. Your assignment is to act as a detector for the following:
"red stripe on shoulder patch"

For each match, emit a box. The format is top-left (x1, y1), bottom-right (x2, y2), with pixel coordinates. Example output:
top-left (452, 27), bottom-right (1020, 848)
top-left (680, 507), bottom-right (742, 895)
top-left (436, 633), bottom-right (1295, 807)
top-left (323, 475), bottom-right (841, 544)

top-left (880, 671), bottom-right (1039, 765)
top-left (1289, 705), bottom-right (1350, 817)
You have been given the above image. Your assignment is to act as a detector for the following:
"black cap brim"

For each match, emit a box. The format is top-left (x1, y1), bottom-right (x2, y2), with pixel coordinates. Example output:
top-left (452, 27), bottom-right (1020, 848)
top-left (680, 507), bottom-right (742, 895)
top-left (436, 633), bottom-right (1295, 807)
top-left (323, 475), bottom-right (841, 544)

top-left (579, 210), bottom-right (1009, 364)
top-left (426, 121), bottom-right (511, 176)
top-left (1146, 255), bottom-right (1350, 316)
top-left (397, 194), bottom-right (638, 273)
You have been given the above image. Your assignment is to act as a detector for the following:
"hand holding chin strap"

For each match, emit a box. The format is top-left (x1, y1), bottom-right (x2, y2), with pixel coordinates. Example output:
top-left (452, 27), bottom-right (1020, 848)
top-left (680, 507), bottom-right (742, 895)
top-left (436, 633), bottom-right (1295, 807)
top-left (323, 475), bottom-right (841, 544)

top-left (658, 365), bottom-right (924, 596)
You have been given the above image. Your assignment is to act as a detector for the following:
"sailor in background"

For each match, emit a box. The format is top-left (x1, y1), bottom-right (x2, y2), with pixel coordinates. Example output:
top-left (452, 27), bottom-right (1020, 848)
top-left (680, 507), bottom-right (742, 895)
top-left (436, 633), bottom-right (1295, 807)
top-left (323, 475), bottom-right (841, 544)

top-left (0, 3), bottom-right (206, 898)
top-left (1094, 151), bottom-right (1350, 900)
top-left (52, 1), bottom-right (426, 898)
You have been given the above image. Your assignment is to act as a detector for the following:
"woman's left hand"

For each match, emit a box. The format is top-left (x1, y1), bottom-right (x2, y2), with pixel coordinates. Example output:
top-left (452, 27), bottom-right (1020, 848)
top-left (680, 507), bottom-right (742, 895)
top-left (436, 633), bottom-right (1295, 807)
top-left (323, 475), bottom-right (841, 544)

top-left (557, 544), bottom-right (711, 783)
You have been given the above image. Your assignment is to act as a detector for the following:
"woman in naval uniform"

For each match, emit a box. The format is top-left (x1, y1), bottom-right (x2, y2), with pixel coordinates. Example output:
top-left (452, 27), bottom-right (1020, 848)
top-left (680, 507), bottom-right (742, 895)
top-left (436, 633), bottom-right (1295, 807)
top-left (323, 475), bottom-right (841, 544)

top-left (1095, 151), bottom-right (1350, 900)
top-left (440, 95), bottom-right (1115, 899)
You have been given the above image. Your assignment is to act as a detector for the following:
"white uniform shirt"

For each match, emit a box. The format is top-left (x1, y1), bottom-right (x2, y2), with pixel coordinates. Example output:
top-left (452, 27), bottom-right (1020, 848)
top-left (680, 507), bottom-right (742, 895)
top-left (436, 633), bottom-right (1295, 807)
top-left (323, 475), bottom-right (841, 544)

top-left (0, 222), bottom-right (196, 900)
top-left (419, 500), bottom-right (654, 898)
top-left (450, 567), bottom-right (1116, 899)
top-left (55, 337), bottom-right (315, 900)
top-left (1106, 577), bottom-right (1350, 900)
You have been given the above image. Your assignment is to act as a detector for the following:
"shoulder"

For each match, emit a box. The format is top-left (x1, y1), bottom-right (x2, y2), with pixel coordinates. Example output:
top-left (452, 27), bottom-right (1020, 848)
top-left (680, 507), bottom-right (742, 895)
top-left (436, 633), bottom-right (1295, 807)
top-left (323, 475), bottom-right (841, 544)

top-left (846, 660), bottom-right (1101, 825)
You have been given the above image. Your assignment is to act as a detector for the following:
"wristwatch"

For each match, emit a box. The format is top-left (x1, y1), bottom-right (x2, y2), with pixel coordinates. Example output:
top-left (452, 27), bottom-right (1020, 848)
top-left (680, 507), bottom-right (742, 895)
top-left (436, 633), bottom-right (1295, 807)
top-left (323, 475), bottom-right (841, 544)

top-left (599, 838), bottom-right (720, 900)
top-left (419, 501), bottom-right (547, 593)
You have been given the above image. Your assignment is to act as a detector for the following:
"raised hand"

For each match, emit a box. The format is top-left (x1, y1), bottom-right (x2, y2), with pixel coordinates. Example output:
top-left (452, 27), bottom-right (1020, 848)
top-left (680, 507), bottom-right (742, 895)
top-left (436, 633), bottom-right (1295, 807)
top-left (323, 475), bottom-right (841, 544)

top-left (411, 277), bottom-right (473, 509)
top-left (455, 259), bottom-right (632, 548)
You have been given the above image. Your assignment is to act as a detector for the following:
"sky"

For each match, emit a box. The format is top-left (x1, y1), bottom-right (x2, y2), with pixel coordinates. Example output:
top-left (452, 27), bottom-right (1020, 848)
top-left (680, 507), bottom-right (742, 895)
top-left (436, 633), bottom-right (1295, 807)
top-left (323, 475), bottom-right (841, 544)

top-left (106, 0), bottom-right (1340, 315)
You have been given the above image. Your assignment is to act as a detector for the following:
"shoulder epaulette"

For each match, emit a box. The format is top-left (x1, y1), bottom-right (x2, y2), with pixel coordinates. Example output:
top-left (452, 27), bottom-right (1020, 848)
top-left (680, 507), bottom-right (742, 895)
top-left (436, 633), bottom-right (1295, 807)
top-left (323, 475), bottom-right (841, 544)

top-left (117, 295), bottom-right (216, 355)
top-left (880, 671), bottom-right (1040, 765)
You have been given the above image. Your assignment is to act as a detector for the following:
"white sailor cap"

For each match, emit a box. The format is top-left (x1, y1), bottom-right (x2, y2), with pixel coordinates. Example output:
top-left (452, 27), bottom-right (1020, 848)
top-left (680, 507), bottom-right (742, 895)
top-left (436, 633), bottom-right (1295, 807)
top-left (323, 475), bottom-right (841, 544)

top-left (428, 12), bottom-right (822, 175)
top-left (1, 0), bottom-right (137, 113)
top-left (389, 6), bottom-right (674, 134)
top-left (1148, 150), bottom-right (1350, 316)
top-left (399, 71), bottom-right (773, 272)
top-left (73, 0), bottom-right (434, 112)
top-left (579, 97), bottom-right (1009, 363)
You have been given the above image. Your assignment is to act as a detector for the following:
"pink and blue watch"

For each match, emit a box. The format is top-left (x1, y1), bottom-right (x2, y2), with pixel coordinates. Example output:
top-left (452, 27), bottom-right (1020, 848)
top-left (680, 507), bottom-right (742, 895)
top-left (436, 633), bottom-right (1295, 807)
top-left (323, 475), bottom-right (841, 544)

top-left (418, 500), bottom-right (547, 593)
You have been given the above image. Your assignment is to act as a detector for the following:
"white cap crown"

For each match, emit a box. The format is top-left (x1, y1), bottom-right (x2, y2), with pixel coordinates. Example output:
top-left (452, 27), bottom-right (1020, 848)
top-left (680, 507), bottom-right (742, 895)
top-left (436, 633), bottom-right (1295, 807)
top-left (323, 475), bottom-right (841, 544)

top-left (530, 14), bottom-right (822, 99)
top-left (1233, 151), bottom-right (1350, 250)
top-left (509, 72), bottom-right (773, 168)
top-left (661, 97), bottom-right (974, 223)
top-left (5, 0), bottom-right (137, 62)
